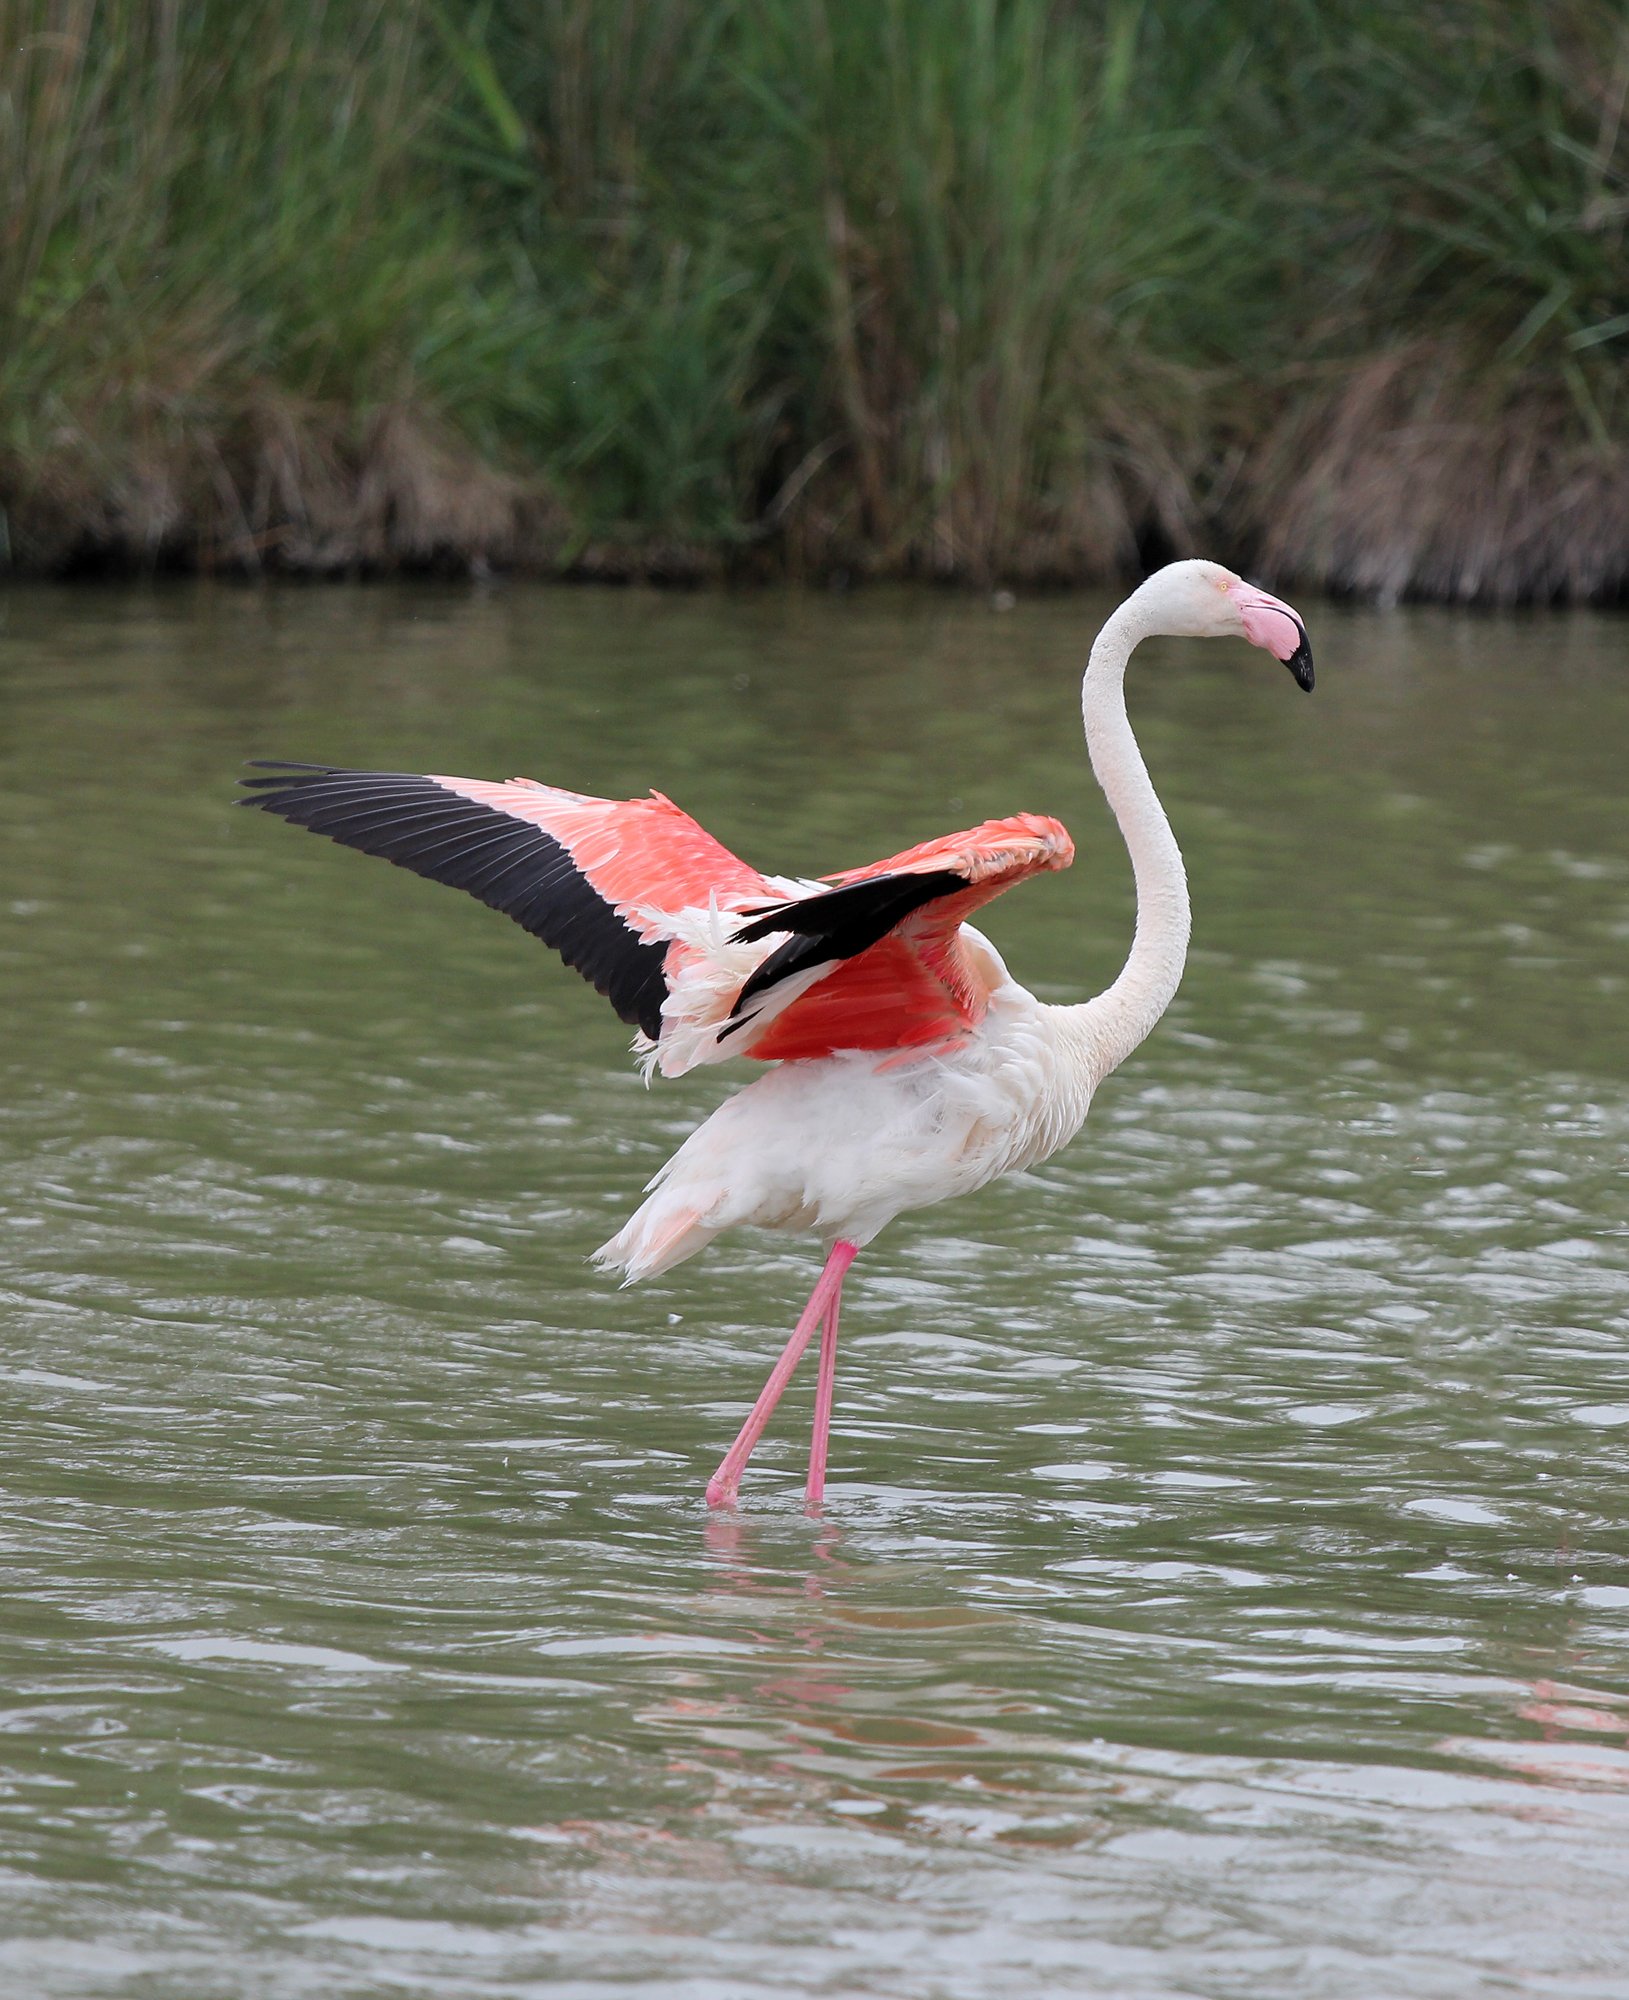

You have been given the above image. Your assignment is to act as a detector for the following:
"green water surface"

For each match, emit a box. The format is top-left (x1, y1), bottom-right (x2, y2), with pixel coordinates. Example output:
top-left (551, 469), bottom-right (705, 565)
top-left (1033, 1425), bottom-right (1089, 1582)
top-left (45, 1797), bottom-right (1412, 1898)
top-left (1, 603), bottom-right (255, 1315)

top-left (1, 582), bottom-right (1626, 1998)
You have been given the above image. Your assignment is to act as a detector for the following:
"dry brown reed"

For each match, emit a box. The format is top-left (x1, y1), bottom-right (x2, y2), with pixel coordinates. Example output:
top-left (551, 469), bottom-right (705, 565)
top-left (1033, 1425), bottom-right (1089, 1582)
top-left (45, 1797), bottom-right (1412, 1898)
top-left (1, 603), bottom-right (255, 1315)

top-left (1249, 349), bottom-right (1629, 607)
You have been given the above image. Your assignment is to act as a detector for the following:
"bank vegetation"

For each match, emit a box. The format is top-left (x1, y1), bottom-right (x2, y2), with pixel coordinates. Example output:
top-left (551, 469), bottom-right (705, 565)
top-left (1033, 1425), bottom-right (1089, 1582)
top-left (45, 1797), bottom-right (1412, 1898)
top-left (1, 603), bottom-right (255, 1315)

top-left (2, 0), bottom-right (1625, 602)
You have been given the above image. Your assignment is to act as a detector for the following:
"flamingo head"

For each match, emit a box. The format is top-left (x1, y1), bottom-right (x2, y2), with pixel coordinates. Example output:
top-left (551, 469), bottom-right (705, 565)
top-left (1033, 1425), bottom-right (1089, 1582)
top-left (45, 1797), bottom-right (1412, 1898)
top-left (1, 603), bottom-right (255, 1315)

top-left (1138, 559), bottom-right (1315, 692)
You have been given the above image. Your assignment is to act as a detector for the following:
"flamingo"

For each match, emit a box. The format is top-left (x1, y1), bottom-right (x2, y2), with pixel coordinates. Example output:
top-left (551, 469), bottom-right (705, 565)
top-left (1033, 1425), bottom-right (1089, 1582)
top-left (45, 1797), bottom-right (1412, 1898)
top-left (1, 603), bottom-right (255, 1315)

top-left (241, 559), bottom-right (1313, 1509)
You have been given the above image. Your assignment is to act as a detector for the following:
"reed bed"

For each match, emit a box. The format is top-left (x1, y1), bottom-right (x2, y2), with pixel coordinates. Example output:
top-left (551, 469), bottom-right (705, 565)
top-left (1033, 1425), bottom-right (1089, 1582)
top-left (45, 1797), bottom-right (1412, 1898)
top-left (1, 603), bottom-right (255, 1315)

top-left (2, 0), bottom-right (1624, 600)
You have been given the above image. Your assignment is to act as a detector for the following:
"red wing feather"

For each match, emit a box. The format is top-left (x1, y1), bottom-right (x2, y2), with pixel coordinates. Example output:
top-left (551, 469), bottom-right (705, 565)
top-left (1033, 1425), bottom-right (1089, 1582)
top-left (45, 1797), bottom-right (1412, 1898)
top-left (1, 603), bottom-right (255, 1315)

top-left (740, 812), bottom-right (1074, 1061)
top-left (745, 936), bottom-right (971, 1061)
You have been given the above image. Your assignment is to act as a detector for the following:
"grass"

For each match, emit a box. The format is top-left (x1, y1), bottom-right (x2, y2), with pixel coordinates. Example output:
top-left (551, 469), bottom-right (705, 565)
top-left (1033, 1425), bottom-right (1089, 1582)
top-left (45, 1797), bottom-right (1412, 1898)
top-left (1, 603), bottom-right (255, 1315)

top-left (0, 0), bottom-right (538, 572)
top-left (1, 0), bottom-right (1625, 600)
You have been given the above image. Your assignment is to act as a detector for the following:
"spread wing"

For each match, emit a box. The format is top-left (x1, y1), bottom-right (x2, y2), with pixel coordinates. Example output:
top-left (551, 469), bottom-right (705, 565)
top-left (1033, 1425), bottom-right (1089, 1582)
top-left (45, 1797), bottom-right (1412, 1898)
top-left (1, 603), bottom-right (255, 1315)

top-left (240, 766), bottom-right (1072, 1069)
top-left (237, 763), bottom-right (772, 1040)
top-left (727, 813), bottom-right (1075, 1061)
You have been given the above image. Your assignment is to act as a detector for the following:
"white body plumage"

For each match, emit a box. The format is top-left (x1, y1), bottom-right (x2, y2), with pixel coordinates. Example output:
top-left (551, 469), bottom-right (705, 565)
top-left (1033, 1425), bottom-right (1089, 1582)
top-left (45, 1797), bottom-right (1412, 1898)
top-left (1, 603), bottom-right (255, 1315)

top-left (598, 929), bottom-right (1109, 1279)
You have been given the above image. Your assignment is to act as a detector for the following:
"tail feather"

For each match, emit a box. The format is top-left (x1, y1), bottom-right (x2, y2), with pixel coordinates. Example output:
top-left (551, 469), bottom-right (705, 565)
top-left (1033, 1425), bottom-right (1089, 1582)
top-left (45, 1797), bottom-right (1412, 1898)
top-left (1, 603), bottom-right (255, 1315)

top-left (594, 1200), bottom-right (718, 1284)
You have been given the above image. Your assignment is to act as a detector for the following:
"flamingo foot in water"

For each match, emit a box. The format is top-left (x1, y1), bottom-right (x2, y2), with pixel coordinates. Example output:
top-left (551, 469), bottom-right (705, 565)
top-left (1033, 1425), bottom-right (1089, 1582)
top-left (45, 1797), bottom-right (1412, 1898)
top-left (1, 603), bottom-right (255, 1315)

top-left (706, 1240), bottom-right (857, 1508)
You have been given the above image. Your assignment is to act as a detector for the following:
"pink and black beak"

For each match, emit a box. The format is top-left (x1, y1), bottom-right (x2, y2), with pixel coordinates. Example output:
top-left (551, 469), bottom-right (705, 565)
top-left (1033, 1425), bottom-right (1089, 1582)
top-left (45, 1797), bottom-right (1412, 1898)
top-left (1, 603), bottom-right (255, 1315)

top-left (1282, 621), bottom-right (1315, 692)
top-left (1229, 580), bottom-right (1315, 692)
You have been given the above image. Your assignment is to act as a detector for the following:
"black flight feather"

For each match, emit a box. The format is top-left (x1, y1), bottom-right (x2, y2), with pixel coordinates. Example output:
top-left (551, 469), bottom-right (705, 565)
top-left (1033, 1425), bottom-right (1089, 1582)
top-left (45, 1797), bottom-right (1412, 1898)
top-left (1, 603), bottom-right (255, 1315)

top-left (238, 764), bottom-right (670, 1038)
top-left (723, 867), bottom-right (966, 1029)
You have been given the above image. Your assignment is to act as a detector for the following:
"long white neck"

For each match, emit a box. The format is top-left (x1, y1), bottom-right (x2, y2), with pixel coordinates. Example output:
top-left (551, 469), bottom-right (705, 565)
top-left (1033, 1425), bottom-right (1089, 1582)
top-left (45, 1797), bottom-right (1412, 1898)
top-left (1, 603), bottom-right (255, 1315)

top-left (1068, 594), bottom-right (1191, 1079)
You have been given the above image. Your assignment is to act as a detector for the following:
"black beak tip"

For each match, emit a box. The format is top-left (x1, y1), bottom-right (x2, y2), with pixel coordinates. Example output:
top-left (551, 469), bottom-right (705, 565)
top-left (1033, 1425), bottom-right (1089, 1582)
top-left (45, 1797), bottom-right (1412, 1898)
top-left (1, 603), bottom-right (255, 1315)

top-left (1286, 629), bottom-right (1314, 693)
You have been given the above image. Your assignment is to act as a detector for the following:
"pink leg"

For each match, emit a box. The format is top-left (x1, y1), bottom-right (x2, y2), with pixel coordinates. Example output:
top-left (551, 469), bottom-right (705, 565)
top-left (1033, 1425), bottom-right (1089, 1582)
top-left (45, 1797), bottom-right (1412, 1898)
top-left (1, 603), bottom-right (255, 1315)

top-left (706, 1241), bottom-right (858, 1508)
top-left (805, 1268), bottom-right (847, 1512)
